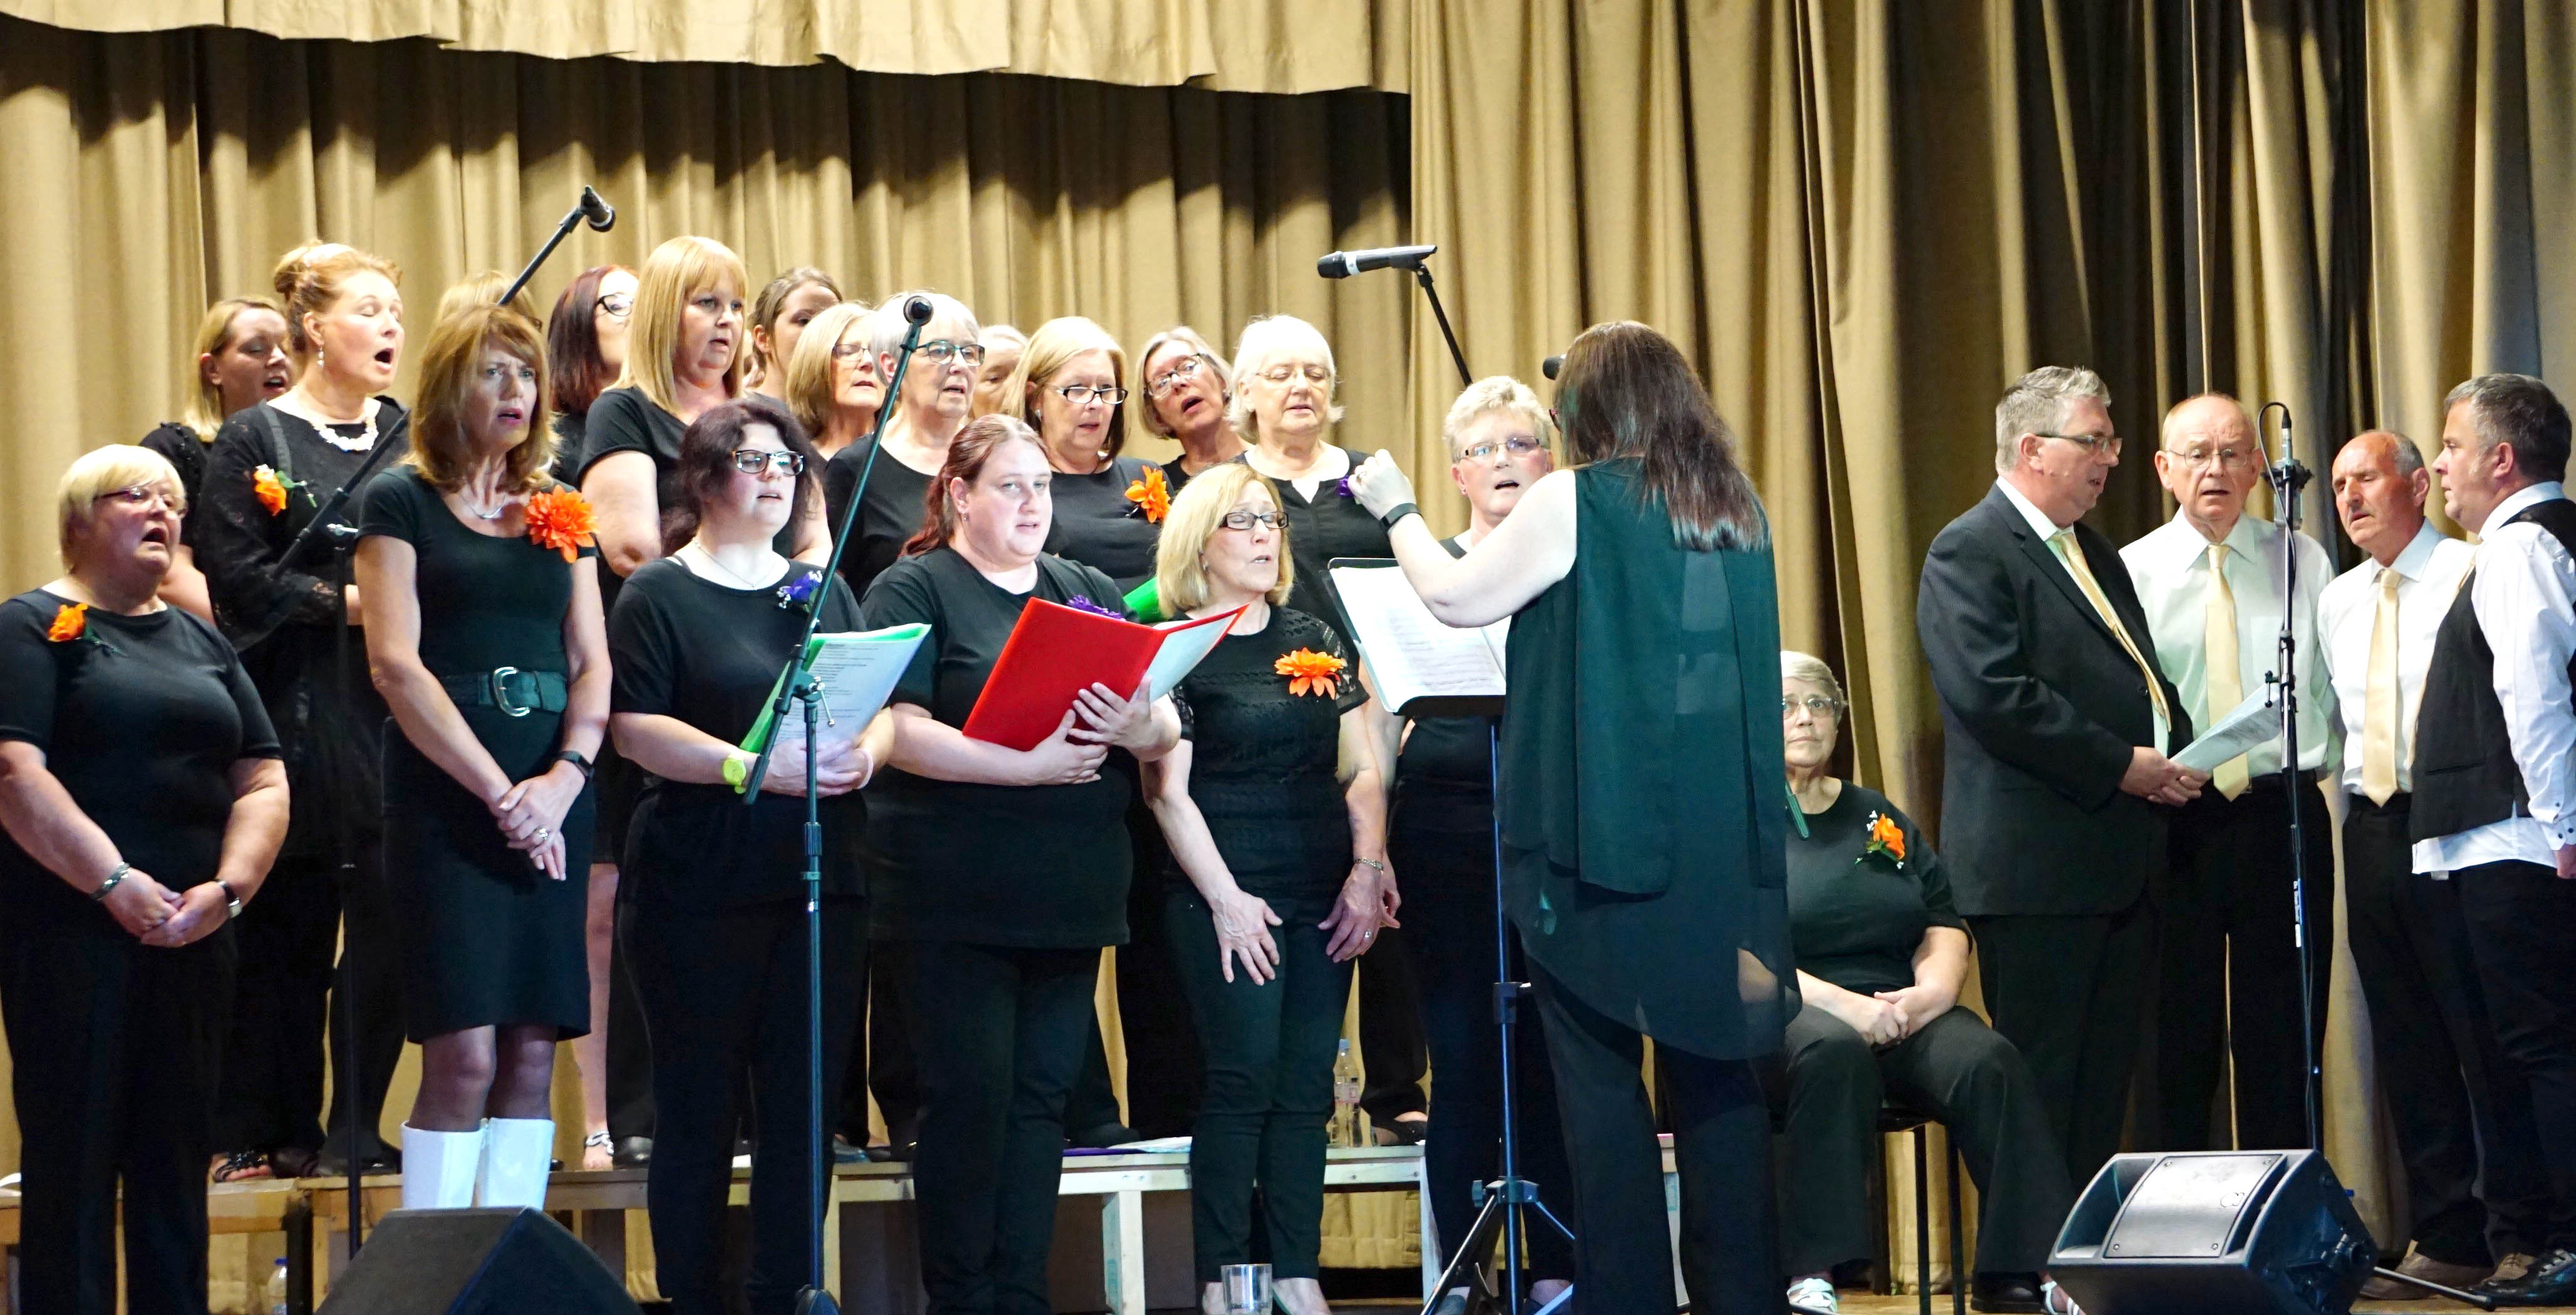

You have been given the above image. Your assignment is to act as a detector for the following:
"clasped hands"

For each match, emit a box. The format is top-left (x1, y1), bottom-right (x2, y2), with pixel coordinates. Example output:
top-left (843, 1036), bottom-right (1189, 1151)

top-left (2119, 746), bottom-right (2210, 808)
top-left (489, 759), bottom-right (587, 881)
top-left (100, 867), bottom-right (229, 947)
top-left (1022, 680), bottom-right (1159, 787)
top-left (1823, 980), bottom-right (1956, 1048)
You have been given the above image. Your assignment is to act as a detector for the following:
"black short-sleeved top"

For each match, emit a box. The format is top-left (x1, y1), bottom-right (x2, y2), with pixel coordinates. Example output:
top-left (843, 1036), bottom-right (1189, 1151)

top-left (1042, 456), bottom-right (1162, 591)
top-left (1238, 450), bottom-right (1389, 643)
top-left (354, 467), bottom-right (596, 680)
top-left (859, 546), bottom-right (1134, 947)
top-left (1787, 784), bottom-right (1962, 996)
top-left (609, 556), bottom-right (865, 909)
top-left (824, 439), bottom-right (938, 600)
top-left (1167, 607), bottom-right (1367, 899)
top-left (577, 387), bottom-right (800, 596)
top-left (0, 590), bottom-right (281, 933)
top-left (547, 408), bottom-right (589, 489)
top-left (140, 420), bottom-right (213, 513)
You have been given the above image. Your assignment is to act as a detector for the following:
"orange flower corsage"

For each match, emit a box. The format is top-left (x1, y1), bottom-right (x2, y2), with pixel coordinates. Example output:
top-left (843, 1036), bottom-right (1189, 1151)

top-left (1276, 647), bottom-right (1347, 699)
top-left (251, 464), bottom-right (301, 516)
top-left (46, 602), bottom-right (87, 643)
top-left (1125, 465), bottom-right (1171, 524)
top-left (1861, 811), bottom-right (1906, 869)
top-left (524, 487), bottom-right (599, 563)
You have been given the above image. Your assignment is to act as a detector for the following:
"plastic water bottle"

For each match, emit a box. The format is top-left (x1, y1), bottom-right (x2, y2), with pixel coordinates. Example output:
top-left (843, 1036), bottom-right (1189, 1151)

top-left (266, 1257), bottom-right (291, 1315)
top-left (1331, 1039), bottom-right (1363, 1148)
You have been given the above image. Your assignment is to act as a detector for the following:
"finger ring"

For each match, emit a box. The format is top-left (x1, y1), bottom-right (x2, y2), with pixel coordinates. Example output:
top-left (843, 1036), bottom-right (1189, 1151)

top-left (535, 827), bottom-right (550, 842)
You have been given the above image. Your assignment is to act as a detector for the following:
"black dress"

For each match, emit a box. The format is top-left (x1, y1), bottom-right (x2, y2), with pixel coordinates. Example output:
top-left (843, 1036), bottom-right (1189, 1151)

top-left (358, 467), bottom-right (596, 1041)
top-left (823, 438), bottom-right (937, 600)
top-left (1042, 457), bottom-right (1162, 592)
top-left (0, 590), bottom-right (279, 1315)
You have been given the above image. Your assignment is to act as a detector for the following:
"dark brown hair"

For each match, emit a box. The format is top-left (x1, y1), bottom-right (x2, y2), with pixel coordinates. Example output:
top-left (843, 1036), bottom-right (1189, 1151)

top-left (663, 395), bottom-right (821, 554)
top-left (903, 414), bottom-right (1047, 557)
top-left (1553, 321), bottom-right (1766, 551)
top-left (406, 301), bottom-right (554, 494)
top-left (750, 267), bottom-right (843, 377)
top-left (547, 264), bottom-right (630, 420)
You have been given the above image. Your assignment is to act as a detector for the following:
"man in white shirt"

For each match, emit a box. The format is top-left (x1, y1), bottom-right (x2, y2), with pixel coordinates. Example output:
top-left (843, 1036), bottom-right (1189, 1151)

top-left (2409, 374), bottom-right (2576, 1307)
top-left (2322, 431), bottom-right (2550, 1299)
top-left (2118, 394), bottom-right (2337, 1154)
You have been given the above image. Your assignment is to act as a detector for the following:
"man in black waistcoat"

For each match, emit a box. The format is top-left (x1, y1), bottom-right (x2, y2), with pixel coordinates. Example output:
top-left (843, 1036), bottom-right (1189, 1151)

top-left (1918, 366), bottom-right (2203, 1191)
top-left (2411, 373), bottom-right (2576, 1307)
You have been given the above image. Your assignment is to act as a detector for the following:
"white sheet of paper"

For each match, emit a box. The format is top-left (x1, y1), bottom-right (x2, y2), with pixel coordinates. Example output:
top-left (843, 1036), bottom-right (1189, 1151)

top-left (763, 625), bottom-right (928, 755)
top-left (1145, 609), bottom-right (1241, 700)
top-left (2171, 691), bottom-right (2279, 773)
top-left (1328, 563), bottom-right (1507, 712)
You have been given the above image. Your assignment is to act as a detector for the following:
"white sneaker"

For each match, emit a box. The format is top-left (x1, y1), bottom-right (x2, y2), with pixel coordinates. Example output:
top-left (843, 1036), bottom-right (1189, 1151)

top-left (1786, 1276), bottom-right (1839, 1313)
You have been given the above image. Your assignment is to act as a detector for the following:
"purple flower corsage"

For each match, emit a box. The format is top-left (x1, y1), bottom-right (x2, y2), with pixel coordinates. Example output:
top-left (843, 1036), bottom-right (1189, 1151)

top-left (1065, 595), bottom-right (1122, 619)
top-left (1336, 476), bottom-right (1355, 498)
top-left (775, 569), bottom-right (823, 611)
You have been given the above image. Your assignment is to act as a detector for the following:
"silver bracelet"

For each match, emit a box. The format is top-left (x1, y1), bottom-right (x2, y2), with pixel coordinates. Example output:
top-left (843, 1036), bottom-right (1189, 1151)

top-left (1353, 857), bottom-right (1386, 874)
top-left (91, 861), bottom-right (130, 902)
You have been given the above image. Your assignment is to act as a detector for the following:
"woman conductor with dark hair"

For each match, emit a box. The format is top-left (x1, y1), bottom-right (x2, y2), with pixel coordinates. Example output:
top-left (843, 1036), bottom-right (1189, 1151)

top-left (1348, 321), bottom-right (1795, 1314)
top-left (859, 415), bottom-right (1181, 1314)
top-left (354, 299), bottom-right (609, 1210)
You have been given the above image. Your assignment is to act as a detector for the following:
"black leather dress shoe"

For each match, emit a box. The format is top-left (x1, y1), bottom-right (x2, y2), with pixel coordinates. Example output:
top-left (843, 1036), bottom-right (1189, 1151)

top-left (1971, 1272), bottom-right (2047, 1314)
top-left (611, 1135), bottom-right (653, 1168)
top-left (2481, 1247), bottom-right (2576, 1307)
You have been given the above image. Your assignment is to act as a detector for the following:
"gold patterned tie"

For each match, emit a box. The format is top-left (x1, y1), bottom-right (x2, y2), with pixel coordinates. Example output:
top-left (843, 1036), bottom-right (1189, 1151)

top-left (2204, 543), bottom-right (2248, 799)
top-left (2361, 566), bottom-right (2401, 806)
top-left (2050, 529), bottom-right (2173, 747)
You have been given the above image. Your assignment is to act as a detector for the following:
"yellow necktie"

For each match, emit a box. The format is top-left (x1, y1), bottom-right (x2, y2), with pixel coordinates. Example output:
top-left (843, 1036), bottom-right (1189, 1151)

top-left (2050, 529), bottom-right (2173, 746)
top-left (2361, 565), bottom-right (2401, 806)
top-left (2204, 543), bottom-right (2248, 799)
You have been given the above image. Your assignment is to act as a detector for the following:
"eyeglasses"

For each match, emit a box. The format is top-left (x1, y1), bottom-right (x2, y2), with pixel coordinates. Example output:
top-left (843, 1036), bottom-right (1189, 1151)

top-left (1781, 694), bottom-right (1841, 718)
top-left (594, 292), bottom-right (634, 320)
top-left (1260, 363), bottom-right (1332, 387)
top-left (2039, 431), bottom-right (2123, 460)
top-left (728, 450), bottom-right (806, 477)
top-left (1457, 435), bottom-right (1546, 463)
top-left (918, 340), bottom-right (987, 366)
top-left (1220, 509), bottom-right (1283, 531)
top-left (831, 341), bottom-right (874, 361)
top-left (1054, 384), bottom-right (1129, 406)
top-left (96, 484), bottom-right (182, 512)
top-left (1149, 355), bottom-right (1211, 398)
top-left (2164, 445), bottom-right (2254, 471)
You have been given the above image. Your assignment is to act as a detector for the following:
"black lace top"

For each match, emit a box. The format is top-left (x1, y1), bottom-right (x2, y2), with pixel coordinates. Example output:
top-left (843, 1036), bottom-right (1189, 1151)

top-left (1167, 606), bottom-right (1367, 898)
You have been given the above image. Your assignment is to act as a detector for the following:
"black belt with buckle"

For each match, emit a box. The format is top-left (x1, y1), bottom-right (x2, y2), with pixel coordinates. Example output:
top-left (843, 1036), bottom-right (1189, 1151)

top-left (438, 667), bottom-right (569, 718)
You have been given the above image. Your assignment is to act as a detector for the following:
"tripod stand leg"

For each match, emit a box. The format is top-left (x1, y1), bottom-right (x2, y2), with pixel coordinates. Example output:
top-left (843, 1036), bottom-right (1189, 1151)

top-left (1420, 1190), bottom-right (1508, 1315)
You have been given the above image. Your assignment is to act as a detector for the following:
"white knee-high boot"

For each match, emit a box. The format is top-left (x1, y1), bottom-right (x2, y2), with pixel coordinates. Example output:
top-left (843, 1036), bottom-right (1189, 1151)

top-left (477, 1117), bottom-right (556, 1210)
top-left (399, 1124), bottom-right (485, 1210)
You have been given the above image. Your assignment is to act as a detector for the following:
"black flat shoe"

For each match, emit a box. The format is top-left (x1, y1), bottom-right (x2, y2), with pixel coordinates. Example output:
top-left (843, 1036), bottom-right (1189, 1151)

top-left (611, 1135), bottom-right (654, 1168)
top-left (1972, 1272), bottom-right (2047, 1314)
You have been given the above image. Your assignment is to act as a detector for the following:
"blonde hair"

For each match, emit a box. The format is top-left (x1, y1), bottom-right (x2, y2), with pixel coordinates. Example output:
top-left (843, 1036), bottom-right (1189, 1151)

top-left (272, 242), bottom-right (402, 361)
top-left (58, 445), bottom-right (184, 567)
top-left (1154, 463), bottom-right (1294, 615)
top-left (406, 303), bottom-right (556, 494)
top-left (617, 236), bottom-right (750, 415)
top-left (434, 269), bottom-right (540, 326)
top-left (1134, 325), bottom-right (1231, 440)
top-left (784, 301), bottom-right (876, 439)
top-left (1005, 317), bottom-right (1131, 460)
top-left (1779, 650), bottom-right (1846, 713)
top-left (182, 298), bottom-right (287, 440)
top-left (1442, 376), bottom-right (1554, 457)
top-left (1228, 314), bottom-right (1343, 443)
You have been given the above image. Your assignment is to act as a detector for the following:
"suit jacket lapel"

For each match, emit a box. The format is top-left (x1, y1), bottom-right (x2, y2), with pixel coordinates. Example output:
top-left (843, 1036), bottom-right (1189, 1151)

top-left (1982, 487), bottom-right (2116, 645)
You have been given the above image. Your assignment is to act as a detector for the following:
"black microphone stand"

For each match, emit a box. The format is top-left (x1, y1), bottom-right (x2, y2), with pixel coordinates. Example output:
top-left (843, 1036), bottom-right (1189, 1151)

top-left (502, 187), bottom-right (614, 306)
top-left (741, 298), bottom-right (933, 1315)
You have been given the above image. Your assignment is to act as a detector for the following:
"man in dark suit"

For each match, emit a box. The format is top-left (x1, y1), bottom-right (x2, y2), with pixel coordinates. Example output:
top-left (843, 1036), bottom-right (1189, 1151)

top-left (1917, 366), bottom-right (2206, 1188)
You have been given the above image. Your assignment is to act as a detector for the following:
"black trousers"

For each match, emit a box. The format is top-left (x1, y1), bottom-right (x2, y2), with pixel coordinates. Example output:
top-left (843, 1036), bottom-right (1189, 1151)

top-left (604, 920), bottom-right (656, 1140)
top-left (627, 897), bottom-right (864, 1315)
top-left (214, 847), bottom-right (404, 1161)
top-left (1395, 803), bottom-right (1576, 1280)
top-left (2344, 798), bottom-right (2554, 1262)
top-left (892, 938), bottom-right (1099, 1315)
top-left (1357, 920), bottom-right (1430, 1126)
top-left (2456, 858), bottom-right (2576, 1252)
top-left (2146, 778), bottom-right (2334, 1151)
top-left (1169, 886), bottom-right (1352, 1283)
top-left (1531, 959), bottom-right (1780, 1315)
top-left (1967, 896), bottom-right (2153, 1188)
top-left (2, 922), bottom-right (234, 1315)
top-left (838, 952), bottom-right (921, 1147)
top-left (1773, 1002), bottom-right (2072, 1277)
top-left (1109, 866), bottom-right (1203, 1139)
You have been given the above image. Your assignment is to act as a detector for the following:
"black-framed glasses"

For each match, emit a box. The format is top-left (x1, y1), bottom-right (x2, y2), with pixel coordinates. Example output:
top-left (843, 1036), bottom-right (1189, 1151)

top-left (1149, 354), bottom-right (1211, 397)
top-left (918, 340), bottom-right (987, 366)
top-left (1457, 435), bottom-right (1546, 462)
top-left (1219, 509), bottom-right (1283, 531)
top-left (95, 484), bottom-right (182, 512)
top-left (2038, 430), bottom-right (2123, 460)
top-left (1781, 694), bottom-right (1840, 718)
top-left (729, 449), bottom-right (805, 477)
top-left (594, 292), bottom-right (634, 320)
top-left (1055, 384), bottom-right (1129, 406)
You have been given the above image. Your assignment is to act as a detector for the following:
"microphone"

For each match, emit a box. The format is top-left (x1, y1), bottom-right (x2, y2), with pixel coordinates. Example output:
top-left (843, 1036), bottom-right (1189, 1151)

top-left (901, 294), bottom-right (936, 325)
top-left (1542, 355), bottom-right (1563, 381)
top-left (577, 187), bottom-right (615, 232)
top-left (1317, 244), bottom-right (1437, 279)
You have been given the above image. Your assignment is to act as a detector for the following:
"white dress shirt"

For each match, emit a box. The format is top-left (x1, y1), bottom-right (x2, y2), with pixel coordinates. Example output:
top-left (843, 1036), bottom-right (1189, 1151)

top-left (2119, 509), bottom-right (2337, 776)
top-left (2413, 481), bottom-right (2576, 874)
top-left (1995, 479), bottom-right (2169, 752)
top-left (2317, 521), bottom-right (2475, 798)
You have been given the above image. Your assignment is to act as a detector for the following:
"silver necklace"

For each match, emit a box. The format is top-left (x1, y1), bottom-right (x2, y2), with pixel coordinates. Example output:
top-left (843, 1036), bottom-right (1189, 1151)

top-left (460, 489), bottom-right (510, 521)
top-left (686, 542), bottom-right (776, 588)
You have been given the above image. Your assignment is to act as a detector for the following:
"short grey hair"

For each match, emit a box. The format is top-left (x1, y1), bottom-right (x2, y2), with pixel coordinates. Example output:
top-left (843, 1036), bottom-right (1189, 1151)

top-left (1994, 366), bottom-right (2111, 475)
top-left (1229, 314), bottom-right (1345, 442)
top-left (2444, 373), bottom-right (2571, 484)
top-left (870, 290), bottom-right (981, 368)
top-left (2351, 429), bottom-right (2426, 478)
top-left (1780, 650), bottom-right (1846, 712)
top-left (1442, 376), bottom-right (1554, 457)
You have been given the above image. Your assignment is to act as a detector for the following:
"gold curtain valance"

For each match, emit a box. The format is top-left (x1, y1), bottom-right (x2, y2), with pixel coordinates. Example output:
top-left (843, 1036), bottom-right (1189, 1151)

top-left (0, 0), bottom-right (1407, 91)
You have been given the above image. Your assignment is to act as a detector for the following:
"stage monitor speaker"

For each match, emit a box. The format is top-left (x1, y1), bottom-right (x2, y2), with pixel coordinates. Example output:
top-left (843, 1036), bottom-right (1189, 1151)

top-left (2046, 1150), bottom-right (2376, 1315)
top-left (316, 1207), bottom-right (640, 1315)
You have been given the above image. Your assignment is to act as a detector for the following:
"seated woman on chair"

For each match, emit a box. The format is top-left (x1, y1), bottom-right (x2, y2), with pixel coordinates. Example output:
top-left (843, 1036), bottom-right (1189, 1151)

top-left (1776, 650), bottom-right (2078, 1315)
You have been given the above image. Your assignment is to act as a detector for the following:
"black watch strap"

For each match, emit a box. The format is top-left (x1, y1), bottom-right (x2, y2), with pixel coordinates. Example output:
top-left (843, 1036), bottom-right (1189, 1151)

top-left (556, 750), bottom-right (596, 780)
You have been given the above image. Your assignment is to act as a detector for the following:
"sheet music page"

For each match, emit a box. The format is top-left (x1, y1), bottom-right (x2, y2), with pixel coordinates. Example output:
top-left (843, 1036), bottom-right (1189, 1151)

top-left (2170, 690), bottom-right (2280, 773)
top-left (762, 624), bottom-right (929, 754)
top-left (1328, 564), bottom-right (1505, 709)
top-left (1145, 605), bottom-right (1245, 700)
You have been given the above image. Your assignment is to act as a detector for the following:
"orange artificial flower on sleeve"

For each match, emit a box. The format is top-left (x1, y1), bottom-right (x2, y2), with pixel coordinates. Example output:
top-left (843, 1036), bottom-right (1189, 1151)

top-left (1861, 810), bottom-right (1907, 868)
top-left (1125, 465), bottom-right (1171, 524)
top-left (523, 487), bottom-right (599, 563)
top-left (1275, 647), bottom-right (1347, 699)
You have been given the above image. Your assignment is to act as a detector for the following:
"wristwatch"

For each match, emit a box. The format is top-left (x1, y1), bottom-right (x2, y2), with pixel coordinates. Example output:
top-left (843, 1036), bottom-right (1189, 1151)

top-left (555, 749), bottom-right (595, 780)
top-left (722, 750), bottom-right (753, 793)
top-left (218, 878), bottom-right (244, 920)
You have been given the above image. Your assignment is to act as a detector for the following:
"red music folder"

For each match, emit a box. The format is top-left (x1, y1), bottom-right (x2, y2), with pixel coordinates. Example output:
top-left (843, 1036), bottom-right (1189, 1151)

top-left (960, 600), bottom-right (1246, 751)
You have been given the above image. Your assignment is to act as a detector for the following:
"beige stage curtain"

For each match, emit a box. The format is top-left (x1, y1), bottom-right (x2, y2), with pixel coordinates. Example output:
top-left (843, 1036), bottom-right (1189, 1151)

top-left (0, 0), bottom-right (1407, 91)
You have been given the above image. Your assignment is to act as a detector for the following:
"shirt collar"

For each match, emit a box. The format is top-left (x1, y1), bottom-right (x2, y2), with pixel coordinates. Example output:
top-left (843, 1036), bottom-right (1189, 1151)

top-left (1994, 477), bottom-right (2066, 541)
top-left (2488, 480), bottom-right (2569, 531)
top-left (2387, 520), bottom-right (2447, 583)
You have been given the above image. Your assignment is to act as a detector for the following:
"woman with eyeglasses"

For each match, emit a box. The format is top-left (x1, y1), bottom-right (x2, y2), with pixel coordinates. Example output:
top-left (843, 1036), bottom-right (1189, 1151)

top-left (1143, 465), bottom-right (1390, 1315)
top-left (143, 297), bottom-right (298, 623)
top-left (1008, 316), bottom-right (1159, 593)
top-left (823, 291), bottom-right (983, 601)
top-left (609, 397), bottom-right (888, 1314)
top-left (970, 325), bottom-right (1028, 420)
top-left (0, 445), bottom-right (289, 1315)
top-left (1135, 327), bottom-right (1241, 497)
top-left (1773, 652), bottom-right (2075, 1315)
top-left (745, 268), bottom-right (843, 405)
top-left (784, 301), bottom-right (882, 465)
top-left (545, 265), bottom-right (638, 487)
